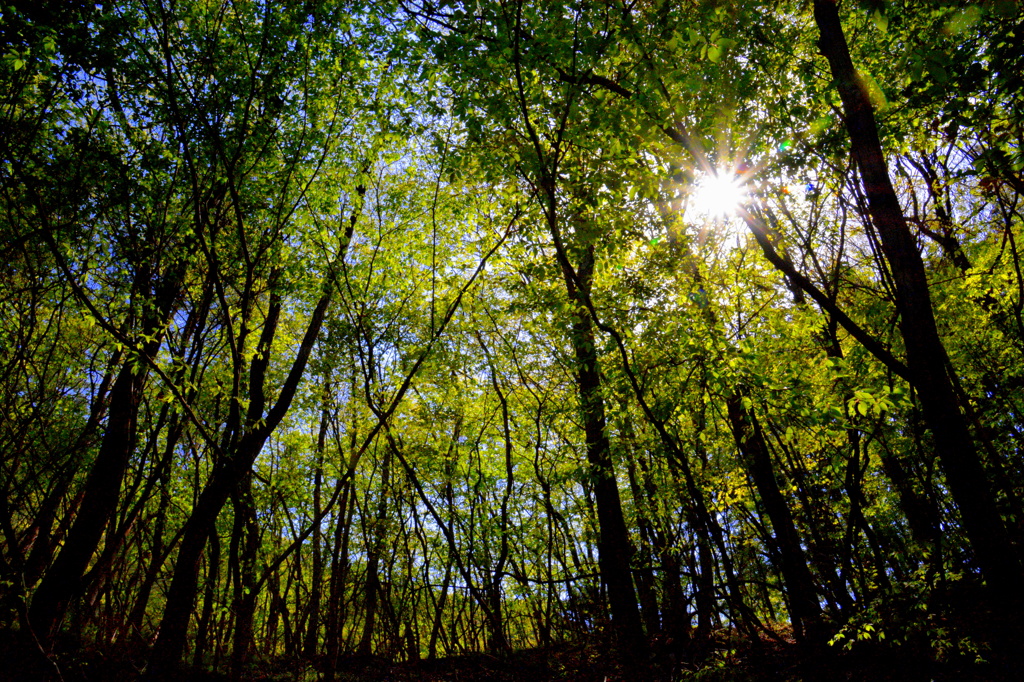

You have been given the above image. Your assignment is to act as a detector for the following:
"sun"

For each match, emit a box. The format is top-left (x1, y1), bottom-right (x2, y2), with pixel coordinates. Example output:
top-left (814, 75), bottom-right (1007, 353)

top-left (687, 169), bottom-right (748, 220)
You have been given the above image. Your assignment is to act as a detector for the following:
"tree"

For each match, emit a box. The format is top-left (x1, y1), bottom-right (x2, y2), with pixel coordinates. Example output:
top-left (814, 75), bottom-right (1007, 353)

top-left (4, 0), bottom-right (1024, 677)
top-left (811, 0), bottom-right (1022, 607)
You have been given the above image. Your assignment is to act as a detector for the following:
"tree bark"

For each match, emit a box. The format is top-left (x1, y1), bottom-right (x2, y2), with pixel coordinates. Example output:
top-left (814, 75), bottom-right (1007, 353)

top-left (192, 525), bottom-right (221, 668)
top-left (302, 384), bottom-right (330, 658)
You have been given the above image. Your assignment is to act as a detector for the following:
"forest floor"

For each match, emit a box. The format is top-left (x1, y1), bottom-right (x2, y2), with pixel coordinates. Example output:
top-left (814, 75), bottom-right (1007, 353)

top-left (3, 627), bottom-right (1019, 682)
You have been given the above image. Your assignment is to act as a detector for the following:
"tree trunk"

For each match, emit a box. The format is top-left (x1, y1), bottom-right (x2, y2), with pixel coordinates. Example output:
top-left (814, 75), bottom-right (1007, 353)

top-left (325, 476), bottom-right (357, 678)
top-left (622, 443), bottom-right (665, 637)
top-left (726, 396), bottom-right (823, 643)
top-left (193, 525), bottom-right (221, 668)
top-left (480, 344), bottom-right (513, 653)
top-left (28, 358), bottom-right (146, 643)
top-left (813, 0), bottom-right (1022, 601)
top-left (357, 448), bottom-right (391, 655)
top-left (229, 476), bottom-right (260, 680)
top-left (28, 251), bottom-right (180, 644)
top-left (540, 232), bottom-right (644, 653)
top-left (566, 292), bottom-right (644, 652)
top-left (125, 433), bottom-right (177, 642)
top-left (303, 384), bottom-right (330, 658)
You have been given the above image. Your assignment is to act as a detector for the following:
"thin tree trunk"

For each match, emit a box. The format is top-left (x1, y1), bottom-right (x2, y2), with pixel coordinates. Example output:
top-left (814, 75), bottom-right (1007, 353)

top-left (726, 396), bottom-right (823, 643)
top-left (559, 246), bottom-right (645, 653)
top-left (357, 448), bottom-right (391, 655)
top-left (229, 475), bottom-right (260, 680)
top-left (193, 525), bottom-right (221, 669)
top-left (428, 561), bottom-right (453, 659)
top-left (323, 486), bottom-right (348, 675)
top-left (479, 338), bottom-right (514, 653)
top-left (28, 255), bottom-right (180, 645)
top-left (624, 462), bottom-right (661, 637)
top-left (303, 382), bottom-right (330, 658)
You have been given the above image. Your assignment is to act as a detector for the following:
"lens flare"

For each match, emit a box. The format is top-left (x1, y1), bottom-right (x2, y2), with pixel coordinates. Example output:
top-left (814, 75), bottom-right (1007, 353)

top-left (688, 170), bottom-right (747, 219)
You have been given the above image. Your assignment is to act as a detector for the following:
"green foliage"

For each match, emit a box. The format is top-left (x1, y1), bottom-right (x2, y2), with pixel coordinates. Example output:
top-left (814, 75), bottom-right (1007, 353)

top-left (0, 0), bottom-right (1022, 676)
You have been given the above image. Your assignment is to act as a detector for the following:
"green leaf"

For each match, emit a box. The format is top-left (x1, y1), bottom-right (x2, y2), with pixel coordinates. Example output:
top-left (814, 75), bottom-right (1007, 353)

top-left (926, 60), bottom-right (948, 84)
top-left (944, 5), bottom-right (983, 35)
top-left (871, 10), bottom-right (889, 34)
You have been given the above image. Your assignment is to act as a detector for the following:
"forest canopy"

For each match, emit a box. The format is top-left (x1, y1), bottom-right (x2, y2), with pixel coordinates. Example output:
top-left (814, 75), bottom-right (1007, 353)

top-left (2, 0), bottom-right (1023, 679)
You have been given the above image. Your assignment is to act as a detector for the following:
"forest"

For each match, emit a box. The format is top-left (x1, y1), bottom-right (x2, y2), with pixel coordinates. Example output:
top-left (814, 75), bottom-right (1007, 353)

top-left (1, 0), bottom-right (1023, 679)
